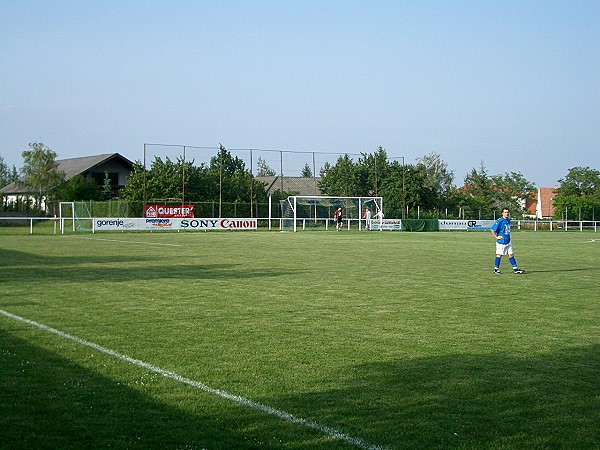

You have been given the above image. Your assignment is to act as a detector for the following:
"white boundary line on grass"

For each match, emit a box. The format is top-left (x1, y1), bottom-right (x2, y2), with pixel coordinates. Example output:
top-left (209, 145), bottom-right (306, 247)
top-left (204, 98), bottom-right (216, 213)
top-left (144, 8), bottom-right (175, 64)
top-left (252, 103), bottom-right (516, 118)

top-left (0, 309), bottom-right (386, 450)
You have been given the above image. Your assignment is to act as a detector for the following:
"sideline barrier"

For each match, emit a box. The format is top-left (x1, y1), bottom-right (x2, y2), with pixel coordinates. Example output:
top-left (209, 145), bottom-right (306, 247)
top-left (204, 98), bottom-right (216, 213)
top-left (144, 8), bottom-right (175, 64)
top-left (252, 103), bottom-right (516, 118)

top-left (402, 219), bottom-right (439, 232)
top-left (439, 219), bottom-right (495, 231)
top-left (1, 217), bottom-right (597, 234)
top-left (93, 217), bottom-right (257, 232)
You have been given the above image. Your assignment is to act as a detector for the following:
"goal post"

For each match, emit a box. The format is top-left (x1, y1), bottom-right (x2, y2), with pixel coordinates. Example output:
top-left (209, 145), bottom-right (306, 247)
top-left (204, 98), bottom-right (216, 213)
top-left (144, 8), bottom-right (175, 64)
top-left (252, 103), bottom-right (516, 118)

top-left (59, 201), bottom-right (94, 233)
top-left (281, 195), bottom-right (383, 232)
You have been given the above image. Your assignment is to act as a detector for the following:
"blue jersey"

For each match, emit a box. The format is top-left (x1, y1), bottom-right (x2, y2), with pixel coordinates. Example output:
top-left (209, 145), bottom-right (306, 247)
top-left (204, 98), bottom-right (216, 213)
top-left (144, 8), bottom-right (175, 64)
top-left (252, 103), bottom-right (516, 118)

top-left (491, 217), bottom-right (511, 244)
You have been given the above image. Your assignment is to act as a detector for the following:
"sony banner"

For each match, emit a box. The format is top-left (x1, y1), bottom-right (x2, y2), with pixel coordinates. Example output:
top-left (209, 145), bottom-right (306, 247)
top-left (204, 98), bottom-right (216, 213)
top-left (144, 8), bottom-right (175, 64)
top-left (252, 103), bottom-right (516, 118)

top-left (438, 219), bottom-right (495, 231)
top-left (93, 218), bottom-right (257, 232)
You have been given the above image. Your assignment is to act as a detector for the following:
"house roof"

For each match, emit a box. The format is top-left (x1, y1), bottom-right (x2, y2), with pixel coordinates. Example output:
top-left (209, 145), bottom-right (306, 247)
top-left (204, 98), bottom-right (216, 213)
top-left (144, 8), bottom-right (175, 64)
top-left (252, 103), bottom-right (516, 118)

top-left (57, 153), bottom-right (134, 180)
top-left (256, 176), bottom-right (321, 196)
top-left (0, 153), bottom-right (134, 194)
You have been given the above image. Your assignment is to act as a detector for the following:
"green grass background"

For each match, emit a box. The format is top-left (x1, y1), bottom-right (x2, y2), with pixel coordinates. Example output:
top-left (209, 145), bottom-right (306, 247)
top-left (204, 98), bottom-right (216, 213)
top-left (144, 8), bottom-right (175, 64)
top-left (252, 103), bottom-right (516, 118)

top-left (1, 229), bottom-right (599, 449)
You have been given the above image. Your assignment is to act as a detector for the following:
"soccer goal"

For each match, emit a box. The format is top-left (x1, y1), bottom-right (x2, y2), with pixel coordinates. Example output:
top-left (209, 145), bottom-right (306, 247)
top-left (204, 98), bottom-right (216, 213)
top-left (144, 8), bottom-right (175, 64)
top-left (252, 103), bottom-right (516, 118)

top-left (59, 201), bottom-right (94, 233)
top-left (281, 196), bottom-right (383, 232)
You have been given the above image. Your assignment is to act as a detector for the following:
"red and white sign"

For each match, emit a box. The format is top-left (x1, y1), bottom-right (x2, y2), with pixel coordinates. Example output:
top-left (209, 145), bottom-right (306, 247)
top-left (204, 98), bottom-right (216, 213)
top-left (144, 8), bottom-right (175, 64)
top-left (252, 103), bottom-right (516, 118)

top-left (145, 205), bottom-right (194, 218)
top-left (93, 218), bottom-right (257, 232)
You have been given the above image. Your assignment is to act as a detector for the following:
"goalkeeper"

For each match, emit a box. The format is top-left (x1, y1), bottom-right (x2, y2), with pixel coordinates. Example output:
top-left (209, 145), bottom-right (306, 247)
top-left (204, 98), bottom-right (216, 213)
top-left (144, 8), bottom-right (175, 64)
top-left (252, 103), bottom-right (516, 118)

top-left (334, 207), bottom-right (343, 231)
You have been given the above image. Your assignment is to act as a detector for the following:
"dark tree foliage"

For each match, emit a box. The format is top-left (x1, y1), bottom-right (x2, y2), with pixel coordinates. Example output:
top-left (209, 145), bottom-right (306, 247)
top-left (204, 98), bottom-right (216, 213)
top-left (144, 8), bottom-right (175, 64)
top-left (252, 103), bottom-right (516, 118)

top-left (553, 167), bottom-right (600, 220)
top-left (120, 148), bottom-right (268, 205)
top-left (0, 156), bottom-right (19, 188)
top-left (54, 175), bottom-right (102, 201)
top-left (301, 163), bottom-right (313, 178)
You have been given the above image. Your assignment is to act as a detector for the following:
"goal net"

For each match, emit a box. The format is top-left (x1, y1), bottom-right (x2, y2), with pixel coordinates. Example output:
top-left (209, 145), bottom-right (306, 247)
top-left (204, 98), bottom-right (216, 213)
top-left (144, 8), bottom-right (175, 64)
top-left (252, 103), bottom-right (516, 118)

top-left (281, 196), bottom-right (383, 232)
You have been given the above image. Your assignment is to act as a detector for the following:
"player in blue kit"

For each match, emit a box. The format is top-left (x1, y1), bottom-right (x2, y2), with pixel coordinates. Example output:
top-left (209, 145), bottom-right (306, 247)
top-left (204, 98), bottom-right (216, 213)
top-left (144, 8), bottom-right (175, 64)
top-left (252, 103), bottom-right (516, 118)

top-left (490, 207), bottom-right (524, 274)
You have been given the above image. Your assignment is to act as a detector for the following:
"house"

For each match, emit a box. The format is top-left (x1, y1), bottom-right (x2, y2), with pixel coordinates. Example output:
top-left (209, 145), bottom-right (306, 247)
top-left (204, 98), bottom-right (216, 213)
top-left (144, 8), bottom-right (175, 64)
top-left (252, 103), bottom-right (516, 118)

top-left (0, 153), bottom-right (134, 208)
top-left (525, 187), bottom-right (557, 219)
top-left (256, 176), bottom-right (322, 196)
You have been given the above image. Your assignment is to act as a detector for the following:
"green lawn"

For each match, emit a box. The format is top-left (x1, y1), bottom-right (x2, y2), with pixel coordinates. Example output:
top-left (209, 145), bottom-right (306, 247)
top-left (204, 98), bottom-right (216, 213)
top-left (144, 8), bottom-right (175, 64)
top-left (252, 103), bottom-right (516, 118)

top-left (1, 229), bottom-right (599, 449)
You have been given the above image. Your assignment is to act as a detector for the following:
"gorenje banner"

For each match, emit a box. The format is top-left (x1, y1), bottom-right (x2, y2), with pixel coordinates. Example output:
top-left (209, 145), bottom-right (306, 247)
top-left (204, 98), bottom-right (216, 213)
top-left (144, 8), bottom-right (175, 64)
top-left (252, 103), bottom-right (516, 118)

top-left (145, 205), bottom-right (194, 218)
top-left (93, 218), bottom-right (257, 232)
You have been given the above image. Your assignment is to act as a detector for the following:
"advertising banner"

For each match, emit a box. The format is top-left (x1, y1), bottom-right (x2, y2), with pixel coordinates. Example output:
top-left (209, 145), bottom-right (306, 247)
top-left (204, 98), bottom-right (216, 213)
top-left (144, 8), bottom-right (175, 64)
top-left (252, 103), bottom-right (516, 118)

top-left (93, 218), bottom-right (257, 232)
top-left (145, 205), bottom-right (194, 218)
top-left (438, 219), bottom-right (495, 231)
top-left (370, 219), bottom-right (402, 231)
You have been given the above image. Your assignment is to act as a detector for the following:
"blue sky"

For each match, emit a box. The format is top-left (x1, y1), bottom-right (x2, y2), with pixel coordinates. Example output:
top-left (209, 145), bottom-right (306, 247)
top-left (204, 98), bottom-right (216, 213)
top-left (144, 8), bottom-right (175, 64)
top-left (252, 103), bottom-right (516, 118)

top-left (1, 0), bottom-right (598, 187)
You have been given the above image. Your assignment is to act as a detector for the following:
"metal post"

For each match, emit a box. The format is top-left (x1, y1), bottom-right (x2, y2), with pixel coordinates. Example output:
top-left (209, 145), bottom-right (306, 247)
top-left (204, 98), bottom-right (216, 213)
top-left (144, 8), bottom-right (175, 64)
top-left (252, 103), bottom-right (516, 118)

top-left (280, 151), bottom-right (284, 194)
top-left (219, 144), bottom-right (223, 218)
top-left (250, 149), bottom-right (253, 218)
top-left (143, 143), bottom-right (147, 214)
top-left (182, 146), bottom-right (186, 206)
top-left (402, 156), bottom-right (405, 219)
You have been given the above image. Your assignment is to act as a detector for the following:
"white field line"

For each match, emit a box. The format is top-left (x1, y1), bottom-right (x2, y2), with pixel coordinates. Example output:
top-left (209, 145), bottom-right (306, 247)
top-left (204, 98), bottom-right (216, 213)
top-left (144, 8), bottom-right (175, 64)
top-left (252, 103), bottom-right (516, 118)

top-left (67, 236), bottom-right (182, 247)
top-left (0, 309), bottom-right (386, 450)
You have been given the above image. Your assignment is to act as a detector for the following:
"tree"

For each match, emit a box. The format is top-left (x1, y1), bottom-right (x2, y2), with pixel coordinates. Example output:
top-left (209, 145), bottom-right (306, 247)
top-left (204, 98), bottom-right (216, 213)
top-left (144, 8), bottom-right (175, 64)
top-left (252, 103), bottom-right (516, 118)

top-left (20, 142), bottom-right (65, 212)
top-left (256, 157), bottom-right (276, 177)
top-left (54, 175), bottom-right (102, 201)
top-left (491, 171), bottom-right (536, 216)
top-left (378, 161), bottom-right (405, 217)
top-left (317, 162), bottom-right (333, 193)
top-left (119, 161), bottom-right (146, 202)
top-left (553, 167), bottom-right (600, 220)
top-left (102, 171), bottom-right (113, 200)
top-left (0, 156), bottom-right (18, 188)
top-left (459, 163), bottom-right (536, 218)
top-left (355, 146), bottom-right (390, 196)
top-left (317, 154), bottom-right (358, 197)
top-left (555, 167), bottom-right (600, 197)
top-left (416, 152), bottom-right (455, 199)
top-left (460, 162), bottom-right (495, 218)
top-left (148, 156), bottom-right (187, 201)
top-left (301, 163), bottom-right (313, 178)
top-left (388, 163), bottom-right (436, 218)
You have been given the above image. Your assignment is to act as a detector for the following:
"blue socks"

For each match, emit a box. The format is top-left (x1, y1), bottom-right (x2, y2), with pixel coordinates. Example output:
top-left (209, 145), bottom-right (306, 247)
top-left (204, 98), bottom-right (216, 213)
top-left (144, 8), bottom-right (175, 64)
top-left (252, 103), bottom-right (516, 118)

top-left (495, 256), bottom-right (520, 272)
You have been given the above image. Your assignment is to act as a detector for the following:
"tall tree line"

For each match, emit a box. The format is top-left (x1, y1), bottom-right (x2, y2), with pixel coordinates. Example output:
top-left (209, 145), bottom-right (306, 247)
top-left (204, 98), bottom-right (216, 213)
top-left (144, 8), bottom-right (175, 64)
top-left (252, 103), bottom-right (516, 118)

top-left (2, 142), bottom-right (599, 220)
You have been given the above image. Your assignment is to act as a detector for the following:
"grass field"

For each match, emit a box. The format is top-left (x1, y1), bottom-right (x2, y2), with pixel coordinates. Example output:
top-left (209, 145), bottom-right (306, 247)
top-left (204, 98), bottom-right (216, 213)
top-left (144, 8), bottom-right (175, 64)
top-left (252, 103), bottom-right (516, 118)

top-left (1, 229), bottom-right (599, 449)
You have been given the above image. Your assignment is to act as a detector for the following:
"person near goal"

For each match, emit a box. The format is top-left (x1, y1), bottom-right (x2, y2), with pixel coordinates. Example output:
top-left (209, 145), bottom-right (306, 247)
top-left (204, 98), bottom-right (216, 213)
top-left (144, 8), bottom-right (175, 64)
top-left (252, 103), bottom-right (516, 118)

top-left (364, 207), bottom-right (372, 231)
top-left (334, 207), bottom-right (343, 231)
top-left (490, 207), bottom-right (524, 275)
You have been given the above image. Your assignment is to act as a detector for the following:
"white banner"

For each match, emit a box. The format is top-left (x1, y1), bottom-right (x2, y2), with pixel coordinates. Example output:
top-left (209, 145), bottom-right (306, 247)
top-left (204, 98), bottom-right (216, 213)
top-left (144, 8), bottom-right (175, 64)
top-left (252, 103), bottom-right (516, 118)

top-left (93, 218), bottom-right (257, 232)
top-left (438, 219), bottom-right (495, 231)
top-left (370, 219), bottom-right (402, 231)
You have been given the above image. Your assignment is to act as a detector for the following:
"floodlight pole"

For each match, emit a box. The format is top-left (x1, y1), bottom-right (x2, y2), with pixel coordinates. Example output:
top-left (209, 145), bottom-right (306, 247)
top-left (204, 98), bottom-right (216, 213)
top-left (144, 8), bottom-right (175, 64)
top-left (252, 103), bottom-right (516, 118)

top-left (312, 152), bottom-right (317, 220)
top-left (249, 149), bottom-right (253, 218)
top-left (219, 144), bottom-right (224, 217)
top-left (143, 143), bottom-right (147, 213)
top-left (182, 145), bottom-right (186, 205)
top-left (402, 156), bottom-right (406, 220)
top-left (280, 151), bottom-right (284, 194)
top-left (374, 155), bottom-right (378, 196)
